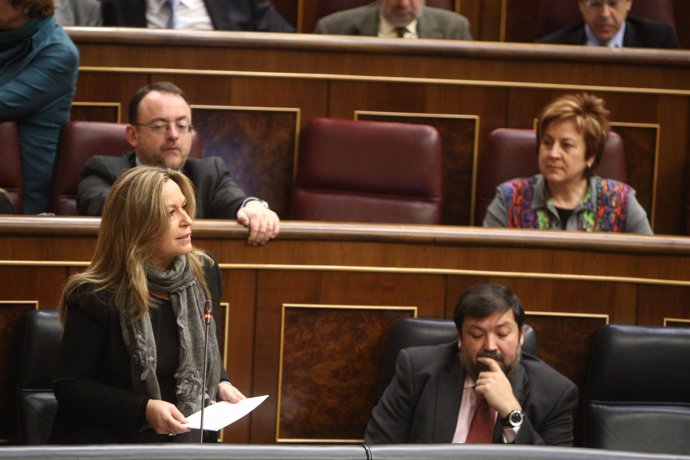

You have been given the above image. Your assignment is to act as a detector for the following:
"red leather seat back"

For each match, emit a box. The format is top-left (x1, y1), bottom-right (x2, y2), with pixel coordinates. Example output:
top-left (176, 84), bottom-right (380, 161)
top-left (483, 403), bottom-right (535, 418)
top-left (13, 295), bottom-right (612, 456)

top-left (291, 118), bottom-right (444, 224)
top-left (536, 0), bottom-right (676, 40)
top-left (0, 121), bottom-right (23, 213)
top-left (475, 128), bottom-right (627, 224)
top-left (51, 121), bottom-right (202, 215)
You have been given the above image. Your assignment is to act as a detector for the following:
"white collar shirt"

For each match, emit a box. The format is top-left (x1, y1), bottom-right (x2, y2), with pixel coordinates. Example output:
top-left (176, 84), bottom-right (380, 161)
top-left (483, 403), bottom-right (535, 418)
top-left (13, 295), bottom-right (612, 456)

top-left (377, 15), bottom-right (419, 39)
top-left (584, 21), bottom-right (626, 48)
top-left (146, 0), bottom-right (213, 30)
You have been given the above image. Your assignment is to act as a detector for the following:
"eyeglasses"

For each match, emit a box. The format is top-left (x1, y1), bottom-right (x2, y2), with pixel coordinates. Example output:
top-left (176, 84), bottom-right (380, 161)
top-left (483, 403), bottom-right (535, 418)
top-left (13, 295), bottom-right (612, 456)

top-left (581, 0), bottom-right (624, 8)
top-left (134, 121), bottom-right (193, 135)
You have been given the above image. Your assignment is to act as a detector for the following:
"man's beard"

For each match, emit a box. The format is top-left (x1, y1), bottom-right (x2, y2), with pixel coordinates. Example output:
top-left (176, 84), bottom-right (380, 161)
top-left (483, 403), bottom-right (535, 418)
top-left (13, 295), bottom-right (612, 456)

top-left (460, 347), bottom-right (520, 381)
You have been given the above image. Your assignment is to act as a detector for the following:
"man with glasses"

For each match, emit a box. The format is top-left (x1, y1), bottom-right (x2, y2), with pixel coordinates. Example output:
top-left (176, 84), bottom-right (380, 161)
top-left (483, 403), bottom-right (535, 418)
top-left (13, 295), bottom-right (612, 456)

top-left (77, 81), bottom-right (280, 246)
top-left (538, 0), bottom-right (679, 48)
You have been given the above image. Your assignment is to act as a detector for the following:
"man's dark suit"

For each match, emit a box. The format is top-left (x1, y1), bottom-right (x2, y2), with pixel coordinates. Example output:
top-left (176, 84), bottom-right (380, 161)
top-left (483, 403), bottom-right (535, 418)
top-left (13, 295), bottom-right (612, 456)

top-left (0, 192), bottom-right (15, 214)
top-left (314, 3), bottom-right (471, 40)
top-left (77, 151), bottom-right (247, 218)
top-left (101, 0), bottom-right (295, 32)
top-left (538, 15), bottom-right (679, 49)
top-left (364, 342), bottom-right (578, 445)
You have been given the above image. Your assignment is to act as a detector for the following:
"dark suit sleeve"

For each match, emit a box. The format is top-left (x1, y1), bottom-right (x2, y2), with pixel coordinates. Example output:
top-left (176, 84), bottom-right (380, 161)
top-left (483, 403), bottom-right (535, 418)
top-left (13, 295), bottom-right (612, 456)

top-left (515, 383), bottom-right (578, 446)
top-left (188, 157), bottom-right (247, 219)
top-left (0, 192), bottom-right (15, 214)
top-left (514, 360), bottom-right (579, 446)
top-left (536, 23), bottom-right (585, 45)
top-left (205, 0), bottom-right (294, 32)
top-left (77, 155), bottom-right (130, 216)
top-left (101, 0), bottom-right (148, 27)
top-left (251, 0), bottom-right (294, 32)
top-left (625, 16), bottom-right (680, 49)
top-left (364, 349), bottom-right (416, 444)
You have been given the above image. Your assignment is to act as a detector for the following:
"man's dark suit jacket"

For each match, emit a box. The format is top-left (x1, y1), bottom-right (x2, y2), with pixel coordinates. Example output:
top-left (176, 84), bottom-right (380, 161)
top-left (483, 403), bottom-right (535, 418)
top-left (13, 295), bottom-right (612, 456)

top-left (0, 193), bottom-right (15, 214)
top-left (538, 15), bottom-right (679, 49)
top-left (364, 342), bottom-right (578, 445)
top-left (101, 0), bottom-right (295, 32)
top-left (77, 152), bottom-right (247, 218)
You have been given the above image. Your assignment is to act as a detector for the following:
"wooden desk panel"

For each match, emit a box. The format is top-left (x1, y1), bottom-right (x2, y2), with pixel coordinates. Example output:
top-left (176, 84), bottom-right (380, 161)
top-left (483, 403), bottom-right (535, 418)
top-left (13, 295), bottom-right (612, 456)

top-left (185, 0), bottom-right (690, 48)
top-left (2, 217), bottom-right (690, 443)
top-left (67, 30), bottom-right (690, 234)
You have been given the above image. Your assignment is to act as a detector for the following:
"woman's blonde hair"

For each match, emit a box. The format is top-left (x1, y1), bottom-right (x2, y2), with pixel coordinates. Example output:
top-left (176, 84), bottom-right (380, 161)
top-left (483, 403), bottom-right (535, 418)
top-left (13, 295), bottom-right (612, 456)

top-left (59, 166), bottom-right (210, 323)
top-left (537, 93), bottom-right (610, 176)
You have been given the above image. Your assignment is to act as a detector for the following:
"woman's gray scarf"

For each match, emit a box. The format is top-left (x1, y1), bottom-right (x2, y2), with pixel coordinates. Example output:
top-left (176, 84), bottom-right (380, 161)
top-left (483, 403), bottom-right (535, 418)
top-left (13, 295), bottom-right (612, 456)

top-left (120, 256), bottom-right (221, 416)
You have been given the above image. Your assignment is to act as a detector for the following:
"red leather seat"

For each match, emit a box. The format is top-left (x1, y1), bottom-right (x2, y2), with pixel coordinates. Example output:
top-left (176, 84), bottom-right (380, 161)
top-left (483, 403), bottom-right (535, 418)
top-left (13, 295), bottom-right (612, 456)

top-left (51, 121), bottom-right (202, 215)
top-left (475, 128), bottom-right (627, 224)
top-left (536, 0), bottom-right (676, 40)
top-left (0, 121), bottom-right (23, 213)
top-left (290, 118), bottom-right (443, 224)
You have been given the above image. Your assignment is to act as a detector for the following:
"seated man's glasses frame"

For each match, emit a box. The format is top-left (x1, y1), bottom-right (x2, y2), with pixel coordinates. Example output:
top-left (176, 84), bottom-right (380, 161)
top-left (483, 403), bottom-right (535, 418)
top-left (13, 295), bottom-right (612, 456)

top-left (134, 121), bottom-right (194, 135)
top-left (581, 0), bottom-right (625, 9)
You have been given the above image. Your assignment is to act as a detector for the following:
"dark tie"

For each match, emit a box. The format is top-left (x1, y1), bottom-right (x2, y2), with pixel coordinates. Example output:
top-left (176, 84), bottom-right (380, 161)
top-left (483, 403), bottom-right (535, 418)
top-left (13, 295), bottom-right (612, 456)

top-left (396, 27), bottom-right (407, 38)
top-left (166, 0), bottom-right (179, 29)
top-left (465, 397), bottom-right (496, 443)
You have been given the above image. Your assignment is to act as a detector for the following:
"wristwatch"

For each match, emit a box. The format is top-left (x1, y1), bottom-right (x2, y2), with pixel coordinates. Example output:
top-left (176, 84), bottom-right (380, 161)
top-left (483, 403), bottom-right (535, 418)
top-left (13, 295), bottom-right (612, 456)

top-left (501, 410), bottom-right (525, 428)
top-left (241, 197), bottom-right (270, 209)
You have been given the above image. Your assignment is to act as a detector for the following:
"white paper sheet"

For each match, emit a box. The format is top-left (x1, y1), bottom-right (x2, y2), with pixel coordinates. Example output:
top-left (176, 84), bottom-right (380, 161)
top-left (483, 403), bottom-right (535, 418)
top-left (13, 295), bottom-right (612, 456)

top-left (184, 395), bottom-right (269, 431)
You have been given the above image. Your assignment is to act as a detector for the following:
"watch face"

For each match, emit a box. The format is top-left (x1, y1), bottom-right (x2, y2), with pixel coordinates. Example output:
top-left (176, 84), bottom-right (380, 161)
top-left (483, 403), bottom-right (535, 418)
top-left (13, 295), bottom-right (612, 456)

top-left (510, 411), bottom-right (524, 425)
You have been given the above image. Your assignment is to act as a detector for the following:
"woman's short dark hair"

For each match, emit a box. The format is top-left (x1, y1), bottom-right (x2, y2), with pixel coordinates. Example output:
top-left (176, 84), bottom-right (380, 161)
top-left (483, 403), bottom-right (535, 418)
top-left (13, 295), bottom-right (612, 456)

top-left (453, 284), bottom-right (525, 332)
top-left (11, 0), bottom-right (54, 18)
top-left (537, 93), bottom-right (610, 177)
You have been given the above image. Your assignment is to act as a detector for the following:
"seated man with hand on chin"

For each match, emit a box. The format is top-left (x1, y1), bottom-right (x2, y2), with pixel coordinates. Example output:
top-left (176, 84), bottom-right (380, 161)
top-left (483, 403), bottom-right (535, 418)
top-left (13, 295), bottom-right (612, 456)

top-left (78, 81), bottom-right (279, 246)
top-left (365, 284), bottom-right (578, 445)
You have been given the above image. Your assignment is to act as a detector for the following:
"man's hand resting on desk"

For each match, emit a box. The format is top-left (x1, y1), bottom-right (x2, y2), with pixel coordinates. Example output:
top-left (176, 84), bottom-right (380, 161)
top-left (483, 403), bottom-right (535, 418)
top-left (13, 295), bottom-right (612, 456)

top-left (236, 200), bottom-right (280, 246)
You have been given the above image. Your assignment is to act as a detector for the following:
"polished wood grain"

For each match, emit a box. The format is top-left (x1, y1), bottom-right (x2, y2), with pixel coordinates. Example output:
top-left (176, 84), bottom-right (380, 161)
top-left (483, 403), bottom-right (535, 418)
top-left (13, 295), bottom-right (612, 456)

top-left (191, 107), bottom-right (298, 218)
top-left (277, 304), bottom-right (415, 441)
top-left (2, 218), bottom-right (690, 443)
top-left (67, 29), bottom-right (690, 234)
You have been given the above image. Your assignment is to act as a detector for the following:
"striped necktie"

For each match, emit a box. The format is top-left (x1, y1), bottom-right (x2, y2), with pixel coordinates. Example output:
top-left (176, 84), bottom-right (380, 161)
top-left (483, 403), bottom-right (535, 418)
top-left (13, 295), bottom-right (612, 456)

top-left (396, 27), bottom-right (407, 38)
